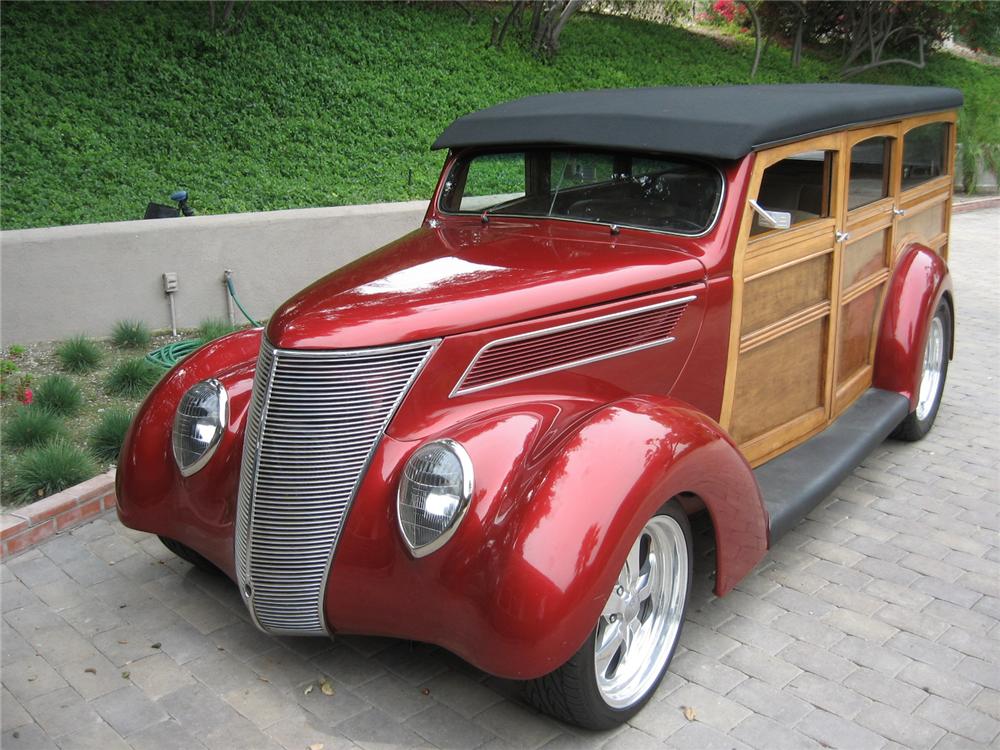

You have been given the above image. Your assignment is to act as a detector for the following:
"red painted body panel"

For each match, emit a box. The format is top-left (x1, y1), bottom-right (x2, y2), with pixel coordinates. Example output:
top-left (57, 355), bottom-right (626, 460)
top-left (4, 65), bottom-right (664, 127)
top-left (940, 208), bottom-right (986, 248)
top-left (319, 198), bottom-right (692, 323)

top-left (324, 396), bottom-right (766, 679)
top-left (874, 243), bottom-right (954, 409)
top-left (113, 151), bottom-right (784, 679)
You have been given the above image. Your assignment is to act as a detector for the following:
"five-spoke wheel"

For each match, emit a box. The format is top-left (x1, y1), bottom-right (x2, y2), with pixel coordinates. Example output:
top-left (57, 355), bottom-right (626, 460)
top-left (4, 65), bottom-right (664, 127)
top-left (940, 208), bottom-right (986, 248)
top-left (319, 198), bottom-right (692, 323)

top-left (524, 502), bottom-right (692, 729)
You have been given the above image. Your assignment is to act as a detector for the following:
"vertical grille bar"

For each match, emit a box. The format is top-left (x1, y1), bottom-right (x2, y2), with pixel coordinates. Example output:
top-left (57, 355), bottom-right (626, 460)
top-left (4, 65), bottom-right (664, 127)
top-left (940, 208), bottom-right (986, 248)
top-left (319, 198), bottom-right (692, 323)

top-left (235, 338), bottom-right (437, 635)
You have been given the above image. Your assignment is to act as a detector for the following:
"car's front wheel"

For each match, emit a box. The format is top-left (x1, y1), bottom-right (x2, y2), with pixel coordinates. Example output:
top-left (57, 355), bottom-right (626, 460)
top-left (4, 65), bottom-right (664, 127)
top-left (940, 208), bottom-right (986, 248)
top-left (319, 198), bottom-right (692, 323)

top-left (524, 502), bottom-right (692, 729)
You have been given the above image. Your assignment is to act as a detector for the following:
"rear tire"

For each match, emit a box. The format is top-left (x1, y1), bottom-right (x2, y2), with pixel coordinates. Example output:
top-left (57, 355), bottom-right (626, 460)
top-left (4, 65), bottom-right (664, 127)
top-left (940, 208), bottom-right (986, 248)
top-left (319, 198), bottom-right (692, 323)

top-left (892, 300), bottom-right (950, 442)
top-left (523, 502), bottom-right (692, 730)
top-left (159, 536), bottom-right (224, 575)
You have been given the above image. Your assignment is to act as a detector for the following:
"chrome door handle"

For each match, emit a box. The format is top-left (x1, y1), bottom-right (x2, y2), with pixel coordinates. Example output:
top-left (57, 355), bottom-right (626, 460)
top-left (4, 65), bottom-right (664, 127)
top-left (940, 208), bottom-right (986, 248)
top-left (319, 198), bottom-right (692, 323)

top-left (893, 207), bottom-right (906, 216)
top-left (835, 231), bottom-right (850, 243)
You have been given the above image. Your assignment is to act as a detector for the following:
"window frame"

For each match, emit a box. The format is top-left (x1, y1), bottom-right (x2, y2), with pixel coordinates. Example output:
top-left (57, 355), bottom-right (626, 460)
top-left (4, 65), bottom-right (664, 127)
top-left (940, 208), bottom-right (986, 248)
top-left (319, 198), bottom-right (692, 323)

top-left (438, 145), bottom-right (728, 239)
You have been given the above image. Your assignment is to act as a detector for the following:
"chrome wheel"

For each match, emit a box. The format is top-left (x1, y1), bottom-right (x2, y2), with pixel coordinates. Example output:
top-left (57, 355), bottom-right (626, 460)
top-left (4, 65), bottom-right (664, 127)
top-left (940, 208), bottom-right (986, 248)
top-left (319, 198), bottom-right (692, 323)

top-left (594, 514), bottom-right (689, 709)
top-left (916, 315), bottom-right (945, 421)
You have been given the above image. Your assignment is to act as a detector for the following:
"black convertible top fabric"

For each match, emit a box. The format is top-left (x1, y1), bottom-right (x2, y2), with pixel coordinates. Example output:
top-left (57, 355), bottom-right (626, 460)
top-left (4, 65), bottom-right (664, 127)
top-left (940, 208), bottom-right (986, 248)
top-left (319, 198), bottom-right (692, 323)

top-left (432, 84), bottom-right (962, 160)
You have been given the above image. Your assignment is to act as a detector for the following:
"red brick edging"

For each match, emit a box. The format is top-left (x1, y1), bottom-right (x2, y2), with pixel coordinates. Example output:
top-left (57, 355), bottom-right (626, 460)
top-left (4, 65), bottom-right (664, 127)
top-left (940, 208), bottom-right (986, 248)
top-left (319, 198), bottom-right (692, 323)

top-left (0, 470), bottom-right (117, 558)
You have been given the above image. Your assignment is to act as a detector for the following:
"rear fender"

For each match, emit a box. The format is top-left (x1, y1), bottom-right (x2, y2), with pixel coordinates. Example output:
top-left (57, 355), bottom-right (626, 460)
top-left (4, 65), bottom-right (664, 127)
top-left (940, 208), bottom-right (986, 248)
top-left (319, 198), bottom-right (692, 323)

top-left (874, 244), bottom-right (953, 410)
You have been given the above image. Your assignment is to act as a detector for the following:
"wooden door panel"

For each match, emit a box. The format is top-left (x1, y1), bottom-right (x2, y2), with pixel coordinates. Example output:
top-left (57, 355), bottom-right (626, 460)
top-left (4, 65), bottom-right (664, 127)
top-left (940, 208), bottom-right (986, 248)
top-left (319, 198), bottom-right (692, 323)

top-left (741, 253), bottom-right (832, 335)
top-left (731, 318), bottom-right (828, 447)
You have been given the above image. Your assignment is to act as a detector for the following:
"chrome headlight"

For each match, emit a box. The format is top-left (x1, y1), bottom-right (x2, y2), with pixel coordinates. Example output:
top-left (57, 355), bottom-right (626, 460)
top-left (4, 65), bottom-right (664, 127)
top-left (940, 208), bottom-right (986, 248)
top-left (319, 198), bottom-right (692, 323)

top-left (397, 439), bottom-right (474, 557)
top-left (171, 379), bottom-right (228, 477)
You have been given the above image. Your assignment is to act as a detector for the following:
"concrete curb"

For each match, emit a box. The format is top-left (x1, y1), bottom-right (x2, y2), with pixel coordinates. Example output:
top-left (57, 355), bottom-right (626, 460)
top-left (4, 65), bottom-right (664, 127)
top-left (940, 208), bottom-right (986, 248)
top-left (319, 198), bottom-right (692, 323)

top-left (1, 469), bottom-right (117, 558)
top-left (953, 195), bottom-right (1000, 214)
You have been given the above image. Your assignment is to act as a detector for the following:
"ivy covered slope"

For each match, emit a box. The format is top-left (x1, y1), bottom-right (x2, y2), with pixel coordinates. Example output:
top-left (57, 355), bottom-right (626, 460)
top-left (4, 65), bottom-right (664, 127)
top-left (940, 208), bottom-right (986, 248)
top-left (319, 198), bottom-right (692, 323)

top-left (2, 1), bottom-right (997, 229)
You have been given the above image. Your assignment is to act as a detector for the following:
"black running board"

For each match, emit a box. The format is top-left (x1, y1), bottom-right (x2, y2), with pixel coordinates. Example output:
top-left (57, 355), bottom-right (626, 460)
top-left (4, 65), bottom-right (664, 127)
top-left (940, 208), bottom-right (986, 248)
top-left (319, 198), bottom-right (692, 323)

top-left (754, 388), bottom-right (910, 544)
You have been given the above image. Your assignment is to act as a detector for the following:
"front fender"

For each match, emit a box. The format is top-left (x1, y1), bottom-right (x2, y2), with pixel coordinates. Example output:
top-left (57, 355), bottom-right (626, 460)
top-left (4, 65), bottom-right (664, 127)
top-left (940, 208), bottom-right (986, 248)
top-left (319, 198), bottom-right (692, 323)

top-left (116, 328), bottom-right (263, 578)
top-left (873, 244), bottom-right (953, 410)
top-left (325, 395), bottom-right (767, 679)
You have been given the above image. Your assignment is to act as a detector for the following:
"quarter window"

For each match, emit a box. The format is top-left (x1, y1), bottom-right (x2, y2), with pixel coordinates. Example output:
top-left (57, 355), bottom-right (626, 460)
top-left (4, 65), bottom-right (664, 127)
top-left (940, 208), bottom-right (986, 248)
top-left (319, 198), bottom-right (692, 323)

top-left (752, 150), bottom-right (834, 234)
top-left (902, 122), bottom-right (948, 191)
top-left (848, 137), bottom-right (892, 211)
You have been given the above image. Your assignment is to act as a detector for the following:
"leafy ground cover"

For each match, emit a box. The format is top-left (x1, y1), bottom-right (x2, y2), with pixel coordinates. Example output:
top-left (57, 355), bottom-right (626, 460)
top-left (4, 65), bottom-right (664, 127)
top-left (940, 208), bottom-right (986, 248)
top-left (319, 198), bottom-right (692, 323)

top-left (2, 1), bottom-right (997, 229)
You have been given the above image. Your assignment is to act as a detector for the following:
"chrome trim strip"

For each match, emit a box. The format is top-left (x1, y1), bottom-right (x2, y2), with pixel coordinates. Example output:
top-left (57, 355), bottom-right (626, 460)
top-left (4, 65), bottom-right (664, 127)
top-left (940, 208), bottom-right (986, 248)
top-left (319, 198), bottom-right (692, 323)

top-left (451, 294), bottom-right (697, 397)
top-left (396, 438), bottom-right (475, 558)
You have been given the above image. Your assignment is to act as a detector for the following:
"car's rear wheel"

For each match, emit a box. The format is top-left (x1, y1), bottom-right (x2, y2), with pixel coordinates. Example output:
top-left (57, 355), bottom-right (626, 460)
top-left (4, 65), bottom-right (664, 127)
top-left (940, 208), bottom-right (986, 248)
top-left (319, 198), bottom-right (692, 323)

top-left (159, 536), bottom-right (224, 575)
top-left (892, 300), bottom-right (950, 442)
top-left (523, 502), bottom-right (692, 729)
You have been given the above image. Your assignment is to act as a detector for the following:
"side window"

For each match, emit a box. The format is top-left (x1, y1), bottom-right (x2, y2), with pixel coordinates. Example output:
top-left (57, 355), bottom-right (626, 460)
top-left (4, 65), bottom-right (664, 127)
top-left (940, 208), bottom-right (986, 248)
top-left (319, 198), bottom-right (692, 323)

top-left (753, 150), bottom-right (834, 235)
top-left (456, 152), bottom-right (526, 212)
top-left (550, 152), bottom-right (615, 189)
top-left (848, 136), bottom-right (892, 210)
top-left (902, 122), bottom-right (948, 191)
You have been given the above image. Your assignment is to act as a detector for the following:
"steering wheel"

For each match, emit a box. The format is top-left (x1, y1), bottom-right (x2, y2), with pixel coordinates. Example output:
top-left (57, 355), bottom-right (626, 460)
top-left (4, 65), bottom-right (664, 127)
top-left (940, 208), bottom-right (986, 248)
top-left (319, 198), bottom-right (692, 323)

top-left (661, 216), bottom-right (703, 233)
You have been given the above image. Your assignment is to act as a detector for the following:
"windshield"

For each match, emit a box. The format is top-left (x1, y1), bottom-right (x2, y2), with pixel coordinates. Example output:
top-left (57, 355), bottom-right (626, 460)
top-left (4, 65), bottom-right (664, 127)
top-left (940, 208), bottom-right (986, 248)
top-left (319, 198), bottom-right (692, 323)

top-left (439, 148), bottom-right (723, 235)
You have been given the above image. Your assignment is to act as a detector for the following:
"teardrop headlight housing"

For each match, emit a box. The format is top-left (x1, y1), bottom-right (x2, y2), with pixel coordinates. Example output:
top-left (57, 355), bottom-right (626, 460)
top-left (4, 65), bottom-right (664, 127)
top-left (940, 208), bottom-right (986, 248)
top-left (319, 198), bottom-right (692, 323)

top-left (172, 379), bottom-right (228, 477)
top-left (397, 439), bottom-right (474, 557)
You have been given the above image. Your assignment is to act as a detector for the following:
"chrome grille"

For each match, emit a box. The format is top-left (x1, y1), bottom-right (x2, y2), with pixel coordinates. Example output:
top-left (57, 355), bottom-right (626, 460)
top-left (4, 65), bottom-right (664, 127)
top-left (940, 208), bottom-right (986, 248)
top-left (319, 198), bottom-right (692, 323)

top-left (235, 338), bottom-right (437, 635)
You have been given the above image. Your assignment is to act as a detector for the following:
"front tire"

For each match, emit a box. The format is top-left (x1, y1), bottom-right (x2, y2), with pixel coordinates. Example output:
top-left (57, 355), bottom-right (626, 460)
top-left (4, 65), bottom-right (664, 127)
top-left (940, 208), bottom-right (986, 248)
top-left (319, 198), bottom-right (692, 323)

top-left (523, 502), bottom-right (692, 729)
top-left (159, 536), bottom-right (224, 575)
top-left (892, 300), bottom-right (950, 442)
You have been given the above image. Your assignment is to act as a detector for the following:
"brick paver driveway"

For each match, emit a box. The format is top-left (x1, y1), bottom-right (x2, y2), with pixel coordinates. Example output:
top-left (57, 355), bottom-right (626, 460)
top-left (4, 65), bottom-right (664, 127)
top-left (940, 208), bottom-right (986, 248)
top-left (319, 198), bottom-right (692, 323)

top-left (3, 208), bottom-right (998, 750)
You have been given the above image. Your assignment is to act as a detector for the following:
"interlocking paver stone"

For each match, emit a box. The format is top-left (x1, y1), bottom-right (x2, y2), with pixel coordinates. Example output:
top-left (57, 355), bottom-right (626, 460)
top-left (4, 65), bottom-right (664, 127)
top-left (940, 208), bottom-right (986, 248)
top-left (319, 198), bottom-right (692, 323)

top-left (2, 208), bottom-right (997, 750)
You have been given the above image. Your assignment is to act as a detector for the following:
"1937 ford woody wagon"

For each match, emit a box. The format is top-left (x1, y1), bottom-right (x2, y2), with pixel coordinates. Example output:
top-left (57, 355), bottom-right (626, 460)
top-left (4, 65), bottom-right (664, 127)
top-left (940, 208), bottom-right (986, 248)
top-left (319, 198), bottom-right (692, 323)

top-left (118, 84), bottom-right (962, 728)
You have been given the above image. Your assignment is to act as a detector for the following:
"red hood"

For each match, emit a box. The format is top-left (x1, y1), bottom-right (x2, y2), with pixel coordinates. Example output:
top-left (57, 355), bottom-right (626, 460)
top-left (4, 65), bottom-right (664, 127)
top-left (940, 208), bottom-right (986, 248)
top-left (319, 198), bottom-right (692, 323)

top-left (267, 219), bottom-right (706, 349)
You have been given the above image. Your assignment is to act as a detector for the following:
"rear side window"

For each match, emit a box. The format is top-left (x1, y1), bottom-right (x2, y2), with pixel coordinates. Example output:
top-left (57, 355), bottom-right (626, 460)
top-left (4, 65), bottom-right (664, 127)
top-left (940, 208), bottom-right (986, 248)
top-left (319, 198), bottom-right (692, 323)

top-left (902, 122), bottom-right (948, 191)
top-left (848, 136), bottom-right (892, 211)
top-left (440, 148), bottom-right (723, 236)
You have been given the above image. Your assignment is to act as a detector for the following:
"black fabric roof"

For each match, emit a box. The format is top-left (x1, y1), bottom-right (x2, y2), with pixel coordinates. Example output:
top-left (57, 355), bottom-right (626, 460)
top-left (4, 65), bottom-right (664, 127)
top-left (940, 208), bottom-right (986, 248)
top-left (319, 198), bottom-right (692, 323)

top-left (432, 84), bottom-right (962, 160)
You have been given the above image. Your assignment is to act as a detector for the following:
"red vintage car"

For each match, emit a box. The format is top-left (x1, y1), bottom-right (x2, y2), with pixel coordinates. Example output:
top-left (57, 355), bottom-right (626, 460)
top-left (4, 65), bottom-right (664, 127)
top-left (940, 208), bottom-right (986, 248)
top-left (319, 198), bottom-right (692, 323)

top-left (118, 84), bottom-right (961, 728)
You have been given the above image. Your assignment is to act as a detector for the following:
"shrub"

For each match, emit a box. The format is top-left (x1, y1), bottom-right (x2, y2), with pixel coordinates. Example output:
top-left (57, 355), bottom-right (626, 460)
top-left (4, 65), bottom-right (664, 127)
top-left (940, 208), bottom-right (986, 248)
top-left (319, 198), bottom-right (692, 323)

top-left (8, 344), bottom-right (26, 358)
top-left (90, 407), bottom-right (134, 461)
top-left (1, 406), bottom-right (64, 450)
top-left (9, 439), bottom-right (98, 503)
top-left (107, 358), bottom-right (161, 397)
top-left (55, 335), bottom-right (102, 373)
top-left (111, 319), bottom-right (152, 349)
top-left (198, 318), bottom-right (236, 343)
top-left (34, 375), bottom-right (84, 416)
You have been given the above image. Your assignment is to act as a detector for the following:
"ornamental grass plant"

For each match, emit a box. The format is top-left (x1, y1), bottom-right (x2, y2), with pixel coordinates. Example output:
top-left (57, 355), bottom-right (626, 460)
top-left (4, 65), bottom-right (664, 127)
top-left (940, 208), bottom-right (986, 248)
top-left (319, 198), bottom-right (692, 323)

top-left (106, 358), bottom-right (161, 398)
top-left (55, 335), bottom-right (102, 373)
top-left (34, 374), bottom-right (84, 416)
top-left (1, 406), bottom-right (64, 450)
top-left (111, 319), bottom-right (152, 350)
top-left (9, 439), bottom-right (98, 503)
top-left (89, 407), bottom-right (134, 461)
top-left (197, 318), bottom-right (236, 343)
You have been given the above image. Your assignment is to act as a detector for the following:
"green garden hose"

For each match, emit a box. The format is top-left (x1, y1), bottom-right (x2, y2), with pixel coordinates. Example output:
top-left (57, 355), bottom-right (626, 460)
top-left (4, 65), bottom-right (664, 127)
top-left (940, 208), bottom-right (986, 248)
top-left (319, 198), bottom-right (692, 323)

top-left (145, 275), bottom-right (260, 369)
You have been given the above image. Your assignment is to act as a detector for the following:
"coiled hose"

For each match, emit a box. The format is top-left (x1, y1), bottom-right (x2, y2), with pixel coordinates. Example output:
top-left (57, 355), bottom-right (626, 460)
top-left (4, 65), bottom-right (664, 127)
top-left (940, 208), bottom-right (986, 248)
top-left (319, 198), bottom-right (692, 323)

top-left (145, 276), bottom-right (260, 369)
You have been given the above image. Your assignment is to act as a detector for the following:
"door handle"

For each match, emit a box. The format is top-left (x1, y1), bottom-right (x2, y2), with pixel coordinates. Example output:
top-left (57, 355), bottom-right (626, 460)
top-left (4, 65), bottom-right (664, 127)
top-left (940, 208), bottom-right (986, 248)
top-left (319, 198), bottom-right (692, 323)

top-left (893, 207), bottom-right (907, 216)
top-left (835, 231), bottom-right (850, 243)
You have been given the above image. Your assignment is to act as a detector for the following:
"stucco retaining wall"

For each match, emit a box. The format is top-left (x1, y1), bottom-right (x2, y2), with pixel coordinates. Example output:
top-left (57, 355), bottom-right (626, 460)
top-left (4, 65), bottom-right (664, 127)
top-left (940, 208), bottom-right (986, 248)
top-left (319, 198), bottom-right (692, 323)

top-left (0, 200), bottom-right (428, 344)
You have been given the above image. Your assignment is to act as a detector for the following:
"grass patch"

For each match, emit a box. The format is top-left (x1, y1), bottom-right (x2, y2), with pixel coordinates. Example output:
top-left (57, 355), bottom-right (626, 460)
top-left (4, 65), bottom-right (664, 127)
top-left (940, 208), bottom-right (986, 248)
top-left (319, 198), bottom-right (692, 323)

top-left (55, 334), bottom-right (102, 373)
top-left (1, 406), bottom-right (64, 450)
top-left (34, 375), bottom-right (84, 416)
top-left (9, 439), bottom-right (99, 503)
top-left (89, 407), bottom-right (134, 461)
top-left (111, 319), bottom-right (152, 349)
top-left (107, 358), bottom-right (161, 398)
top-left (1, 2), bottom-right (996, 230)
top-left (198, 318), bottom-right (236, 343)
